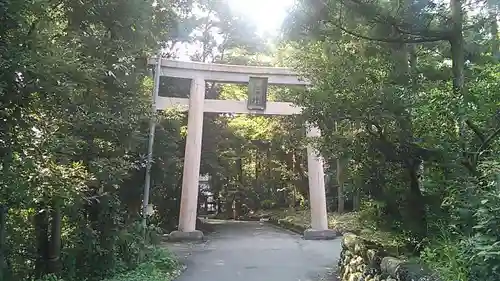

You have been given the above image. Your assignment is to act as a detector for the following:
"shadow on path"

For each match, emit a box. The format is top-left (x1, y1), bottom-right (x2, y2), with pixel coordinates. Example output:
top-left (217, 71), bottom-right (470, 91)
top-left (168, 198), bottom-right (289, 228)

top-left (164, 219), bottom-right (341, 281)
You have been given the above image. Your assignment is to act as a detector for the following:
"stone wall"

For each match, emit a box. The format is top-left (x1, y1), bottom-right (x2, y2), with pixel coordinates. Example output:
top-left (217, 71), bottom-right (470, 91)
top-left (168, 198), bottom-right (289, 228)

top-left (339, 233), bottom-right (440, 281)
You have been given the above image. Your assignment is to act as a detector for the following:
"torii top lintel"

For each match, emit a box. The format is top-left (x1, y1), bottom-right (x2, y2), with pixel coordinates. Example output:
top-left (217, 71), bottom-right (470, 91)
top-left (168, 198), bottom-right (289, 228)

top-left (147, 58), bottom-right (310, 86)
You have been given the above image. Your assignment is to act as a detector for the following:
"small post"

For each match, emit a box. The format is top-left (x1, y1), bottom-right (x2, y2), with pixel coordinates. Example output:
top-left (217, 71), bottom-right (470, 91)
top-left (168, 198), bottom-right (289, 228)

top-left (142, 53), bottom-right (162, 229)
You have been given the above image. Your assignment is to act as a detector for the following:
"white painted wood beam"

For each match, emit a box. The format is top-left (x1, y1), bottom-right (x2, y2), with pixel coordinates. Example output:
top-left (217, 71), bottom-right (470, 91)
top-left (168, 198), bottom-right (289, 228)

top-left (156, 97), bottom-right (303, 115)
top-left (148, 59), bottom-right (309, 86)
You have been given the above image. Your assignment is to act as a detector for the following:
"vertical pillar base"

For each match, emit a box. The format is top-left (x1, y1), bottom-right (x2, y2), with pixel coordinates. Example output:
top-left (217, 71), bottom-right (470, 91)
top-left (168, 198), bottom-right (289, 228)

top-left (167, 230), bottom-right (204, 242)
top-left (306, 124), bottom-right (330, 232)
top-left (303, 229), bottom-right (338, 240)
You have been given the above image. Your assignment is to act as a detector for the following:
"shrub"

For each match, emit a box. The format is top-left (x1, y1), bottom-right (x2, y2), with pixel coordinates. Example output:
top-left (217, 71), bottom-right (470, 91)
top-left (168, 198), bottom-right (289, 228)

top-left (101, 248), bottom-right (181, 281)
top-left (420, 233), bottom-right (469, 281)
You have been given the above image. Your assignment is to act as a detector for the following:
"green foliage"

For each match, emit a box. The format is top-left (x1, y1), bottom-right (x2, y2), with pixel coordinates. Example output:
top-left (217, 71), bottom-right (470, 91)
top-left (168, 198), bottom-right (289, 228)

top-left (0, 0), bottom-right (190, 280)
top-left (283, 0), bottom-right (500, 279)
top-left (420, 232), bottom-right (469, 281)
top-left (0, 0), bottom-right (308, 279)
top-left (3, 0), bottom-right (497, 280)
top-left (101, 248), bottom-right (181, 281)
top-left (260, 200), bottom-right (277, 210)
top-left (184, 0), bottom-right (268, 64)
top-left (33, 275), bottom-right (66, 281)
top-left (31, 247), bottom-right (180, 281)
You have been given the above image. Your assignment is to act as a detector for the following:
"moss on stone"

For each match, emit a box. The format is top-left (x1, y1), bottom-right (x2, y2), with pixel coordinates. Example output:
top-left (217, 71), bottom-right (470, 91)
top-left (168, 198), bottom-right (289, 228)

top-left (366, 249), bottom-right (382, 267)
top-left (342, 233), bottom-right (359, 251)
top-left (380, 256), bottom-right (405, 277)
top-left (348, 272), bottom-right (362, 281)
top-left (338, 233), bottom-right (440, 281)
top-left (396, 262), bottom-right (442, 281)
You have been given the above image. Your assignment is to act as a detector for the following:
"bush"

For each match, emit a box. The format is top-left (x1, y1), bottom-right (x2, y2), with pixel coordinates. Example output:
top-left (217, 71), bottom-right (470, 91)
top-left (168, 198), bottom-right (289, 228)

top-left (33, 248), bottom-right (180, 281)
top-left (33, 275), bottom-right (66, 281)
top-left (261, 200), bottom-right (276, 210)
top-left (421, 161), bottom-right (500, 281)
top-left (420, 232), bottom-right (469, 281)
top-left (101, 247), bottom-right (182, 281)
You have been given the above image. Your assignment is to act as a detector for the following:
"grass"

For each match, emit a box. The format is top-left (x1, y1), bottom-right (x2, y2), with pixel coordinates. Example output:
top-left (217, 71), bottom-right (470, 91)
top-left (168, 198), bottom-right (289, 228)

top-left (255, 208), bottom-right (406, 254)
top-left (101, 247), bottom-right (183, 281)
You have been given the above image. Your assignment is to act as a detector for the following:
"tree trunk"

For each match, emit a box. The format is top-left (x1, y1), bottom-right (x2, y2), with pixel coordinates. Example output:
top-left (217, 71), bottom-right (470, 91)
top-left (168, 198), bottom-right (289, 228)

top-left (234, 197), bottom-right (242, 220)
top-left (93, 194), bottom-right (116, 271)
top-left (488, 0), bottom-right (499, 58)
top-left (353, 168), bottom-right (362, 212)
top-left (335, 122), bottom-right (345, 213)
top-left (217, 196), bottom-right (222, 214)
top-left (0, 205), bottom-right (7, 281)
top-left (255, 148), bottom-right (260, 182)
top-left (406, 160), bottom-right (428, 244)
top-left (237, 154), bottom-right (243, 183)
top-left (393, 0), bottom-right (427, 238)
top-left (352, 188), bottom-right (361, 211)
top-left (352, 121), bottom-right (362, 211)
top-left (337, 157), bottom-right (345, 213)
top-left (47, 200), bottom-right (62, 274)
top-left (34, 206), bottom-right (49, 278)
top-left (266, 145), bottom-right (271, 181)
top-left (293, 149), bottom-right (309, 198)
top-left (450, 0), bottom-right (466, 149)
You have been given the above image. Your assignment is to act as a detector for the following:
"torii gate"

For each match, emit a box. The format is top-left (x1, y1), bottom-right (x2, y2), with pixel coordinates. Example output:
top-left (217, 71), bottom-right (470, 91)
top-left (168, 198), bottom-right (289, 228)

top-left (146, 57), bottom-right (336, 241)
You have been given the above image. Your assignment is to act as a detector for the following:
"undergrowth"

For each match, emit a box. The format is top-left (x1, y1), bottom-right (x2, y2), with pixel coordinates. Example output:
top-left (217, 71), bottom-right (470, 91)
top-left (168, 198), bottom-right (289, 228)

top-left (102, 247), bottom-right (182, 281)
top-left (420, 233), bottom-right (469, 281)
top-left (33, 247), bottom-right (181, 281)
top-left (256, 208), bottom-right (406, 254)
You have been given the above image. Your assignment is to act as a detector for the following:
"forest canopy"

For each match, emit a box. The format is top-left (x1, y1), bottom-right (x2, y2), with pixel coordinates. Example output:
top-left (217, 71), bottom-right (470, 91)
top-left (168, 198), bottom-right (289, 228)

top-left (0, 0), bottom-right (499, 280)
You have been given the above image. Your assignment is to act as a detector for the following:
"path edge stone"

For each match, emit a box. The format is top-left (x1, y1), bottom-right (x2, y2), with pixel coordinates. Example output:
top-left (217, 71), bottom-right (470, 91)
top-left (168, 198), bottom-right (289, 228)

top-left (267, 217), bottom-right (306, 234)
top-left (167, 230), bottom-right (204, 242)
top-left (303, 229), bottom-right (339, 240)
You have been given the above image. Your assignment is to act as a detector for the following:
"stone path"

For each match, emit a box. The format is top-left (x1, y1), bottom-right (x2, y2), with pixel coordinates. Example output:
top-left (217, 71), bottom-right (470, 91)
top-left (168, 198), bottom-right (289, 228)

top-left (166, 219), bottom-right (342, 281)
